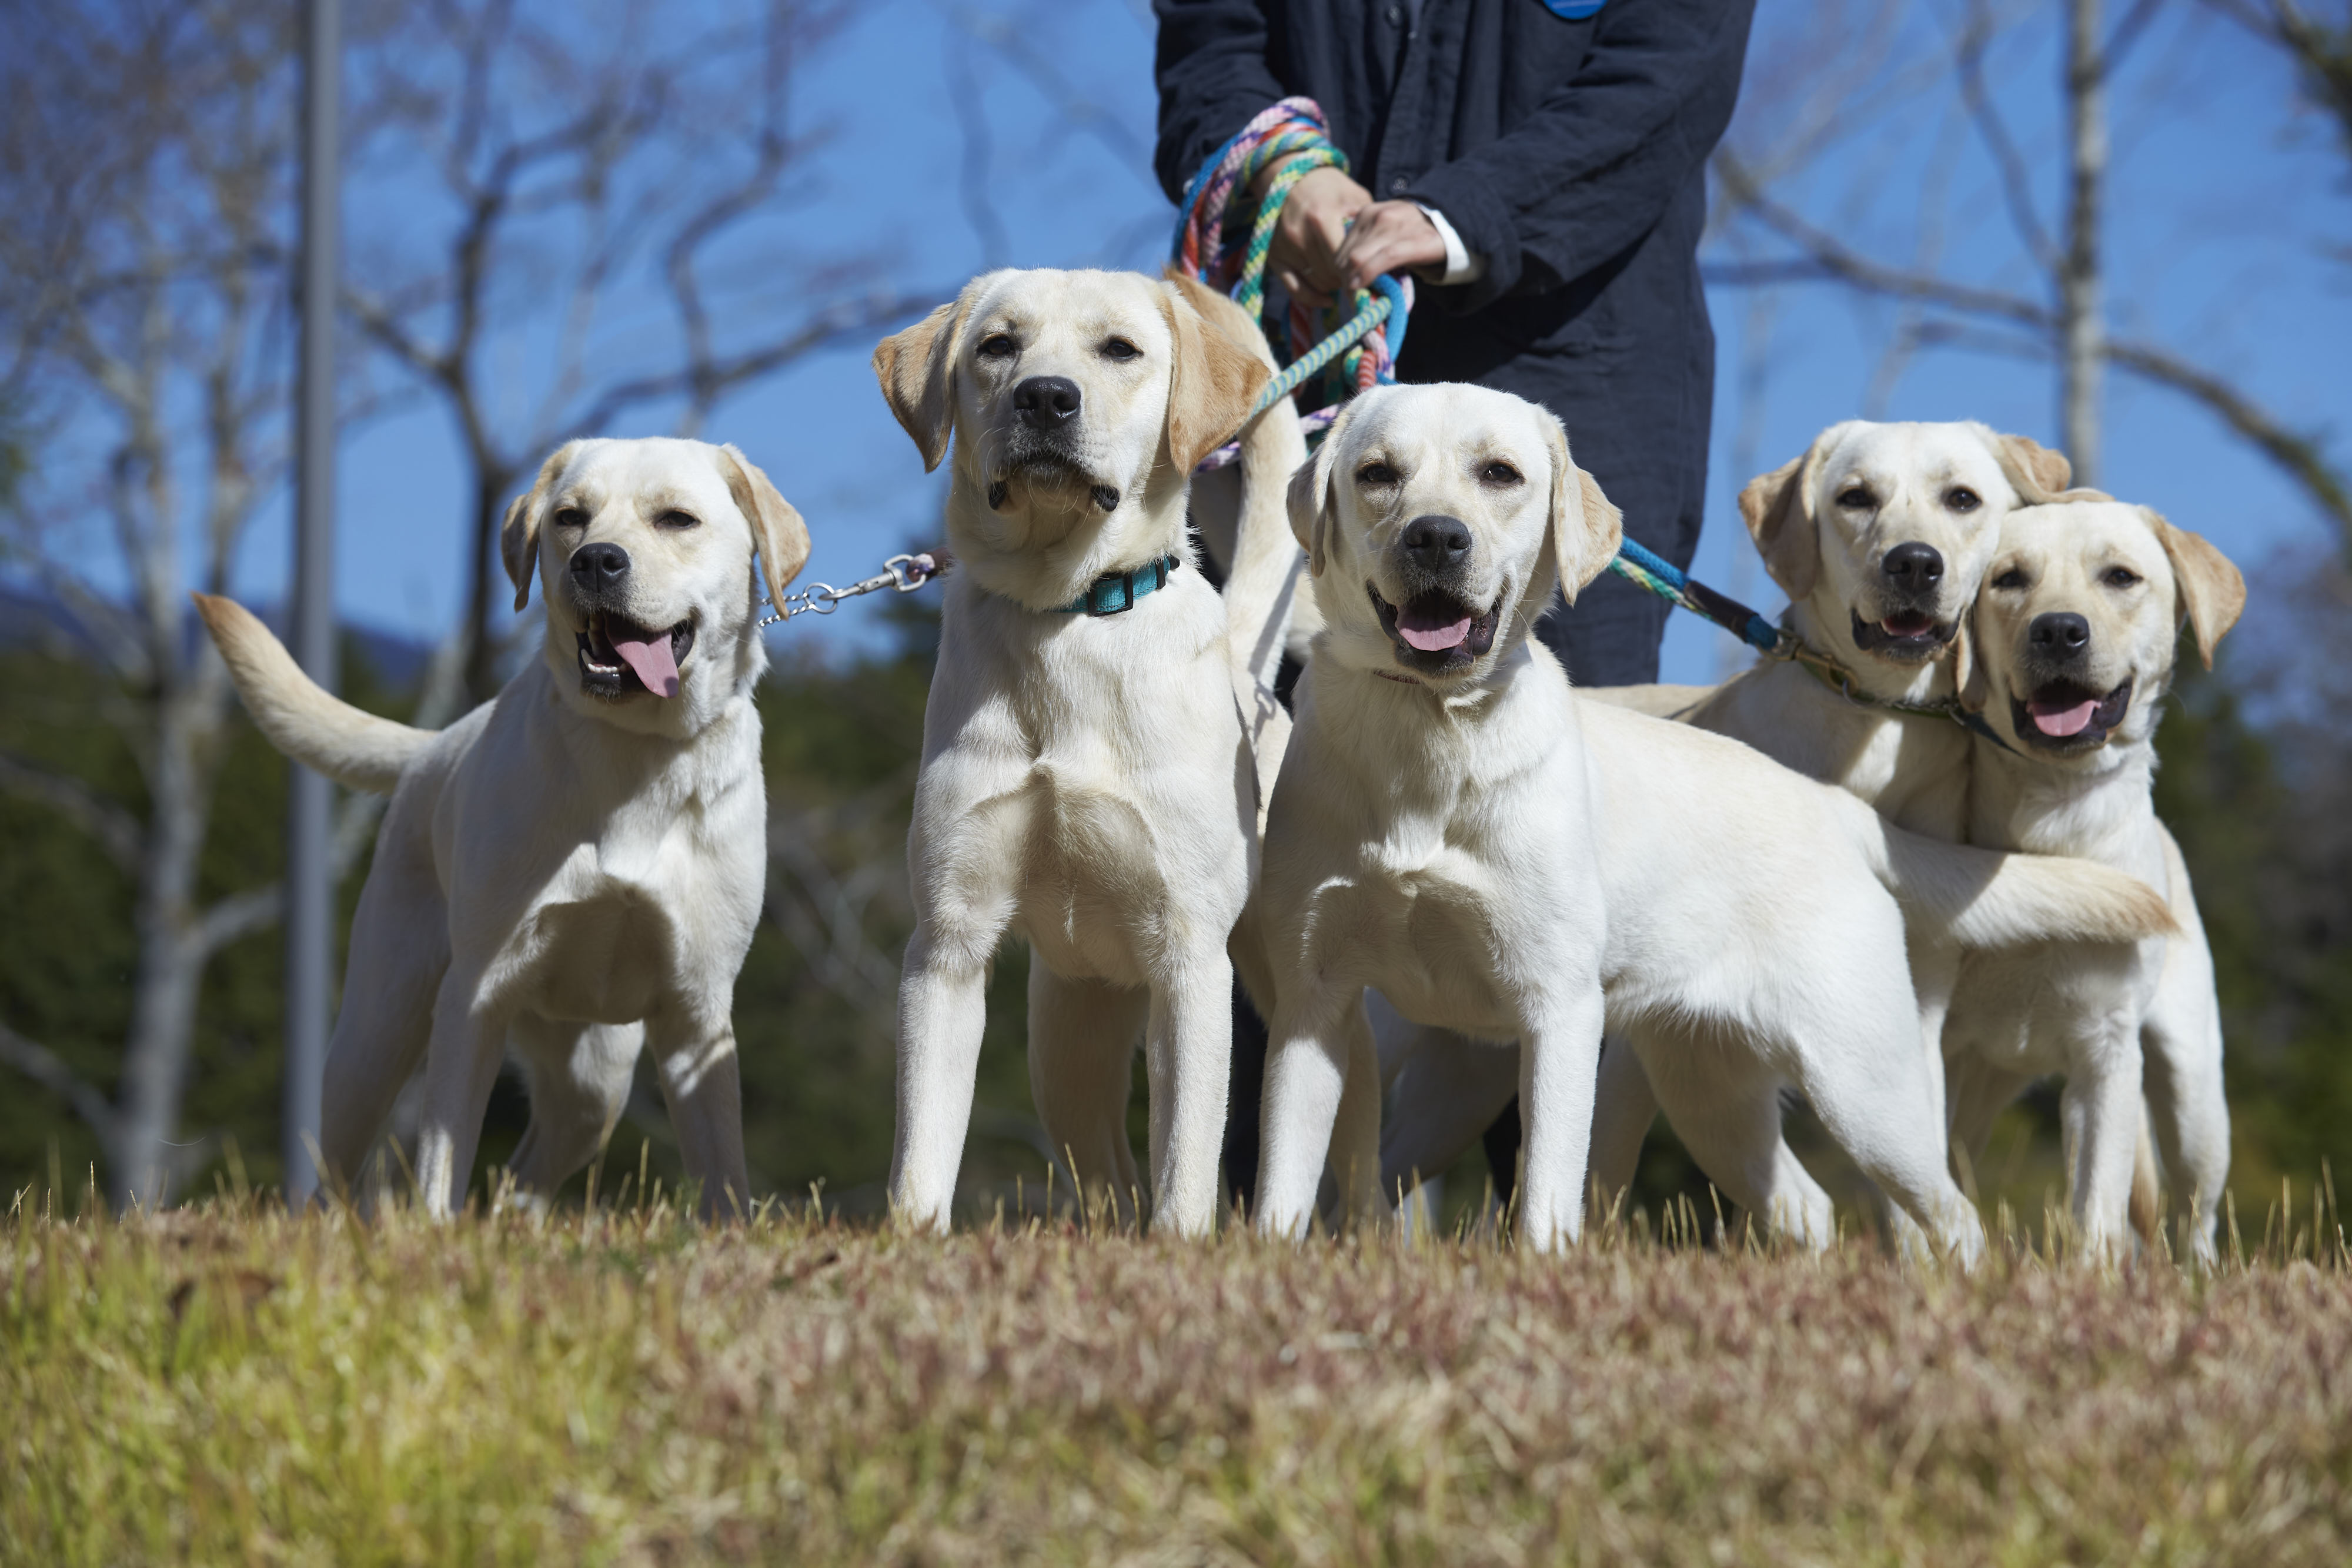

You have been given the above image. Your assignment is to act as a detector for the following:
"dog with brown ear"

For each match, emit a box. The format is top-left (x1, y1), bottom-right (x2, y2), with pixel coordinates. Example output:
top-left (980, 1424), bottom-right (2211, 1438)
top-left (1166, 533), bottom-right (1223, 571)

top-left (1380, 420), bottom-right (2098, 1241)
top-left (194, 437), bottom-right (810, 1219)
top-left (1252, 385), bottom-right (2174, 1258)
top-left (1946, 499), bottom-right (2247, 1262)
top-left (870, 268), bottom-right (1305, 1235)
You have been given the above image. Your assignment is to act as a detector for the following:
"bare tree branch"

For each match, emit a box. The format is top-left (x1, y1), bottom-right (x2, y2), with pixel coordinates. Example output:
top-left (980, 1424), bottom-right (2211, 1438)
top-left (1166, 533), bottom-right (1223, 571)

top-left (1714, 150), bottom-right (2352, 541)
top-left (0, 1019), bottom-right (116, 1141)
top-left (192, 884), bottom-right (284, 961)
top-left (0, 750), bottom-right (143, 872)
top-left (559, 289), bottom-right (952, 444)
top-left (1951, 0), bottom-right (2062, 271)
top-left (2207, 0), bottom-right (2352, 161)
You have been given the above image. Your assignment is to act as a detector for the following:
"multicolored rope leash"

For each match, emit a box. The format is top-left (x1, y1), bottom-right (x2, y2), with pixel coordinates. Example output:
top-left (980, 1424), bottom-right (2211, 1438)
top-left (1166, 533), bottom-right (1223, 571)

top-left (1175, 97), bottom-right (1411, 466)
top-left (1172, 98), bottom-right (1820, 669)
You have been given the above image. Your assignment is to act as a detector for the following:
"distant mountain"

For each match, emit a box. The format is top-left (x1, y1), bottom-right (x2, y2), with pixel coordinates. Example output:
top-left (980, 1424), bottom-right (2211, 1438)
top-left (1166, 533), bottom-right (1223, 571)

top-left (0, 581), bottom-right (437, 689)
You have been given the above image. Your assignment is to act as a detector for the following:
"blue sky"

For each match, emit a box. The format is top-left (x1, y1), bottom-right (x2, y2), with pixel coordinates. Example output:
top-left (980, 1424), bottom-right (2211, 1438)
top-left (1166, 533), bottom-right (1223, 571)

top-left (220, 0), bottom-right (2346, 687)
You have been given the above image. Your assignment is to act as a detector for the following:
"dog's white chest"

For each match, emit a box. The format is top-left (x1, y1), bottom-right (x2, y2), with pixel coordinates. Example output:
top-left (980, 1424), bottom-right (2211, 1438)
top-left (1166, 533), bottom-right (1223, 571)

top-left (462, 741), bottom-right (760, 1028)
top-left (1309, 827), bottom-right (1515, 1035)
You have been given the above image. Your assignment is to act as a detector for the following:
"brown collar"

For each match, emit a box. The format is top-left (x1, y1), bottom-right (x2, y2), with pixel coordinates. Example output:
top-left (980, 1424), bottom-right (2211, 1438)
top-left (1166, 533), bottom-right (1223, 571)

top-left (1373, 668), bottom-right (1424, 687)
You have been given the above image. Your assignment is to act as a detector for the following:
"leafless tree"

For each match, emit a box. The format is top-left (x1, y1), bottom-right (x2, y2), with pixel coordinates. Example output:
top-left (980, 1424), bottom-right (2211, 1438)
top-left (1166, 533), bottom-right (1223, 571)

top-left (338, 0), bottom-right (947, 704)
top-left (1710, 0), bottom-right (2352, 539)
top-left (0, 2), bottom-right (312, 1206)
top-left (0, 0), bottom-right (952, 1206)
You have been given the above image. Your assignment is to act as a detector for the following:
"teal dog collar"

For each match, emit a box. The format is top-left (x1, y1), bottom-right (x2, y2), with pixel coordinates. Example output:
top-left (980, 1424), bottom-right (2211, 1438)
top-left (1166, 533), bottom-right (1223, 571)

top-left (1053, 554), bottom-right (1181, 616)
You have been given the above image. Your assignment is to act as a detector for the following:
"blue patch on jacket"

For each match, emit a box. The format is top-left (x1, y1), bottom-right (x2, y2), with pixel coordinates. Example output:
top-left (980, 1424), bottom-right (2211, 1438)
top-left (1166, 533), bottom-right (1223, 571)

top-left (1540, 0), bottom-right (1606, 16)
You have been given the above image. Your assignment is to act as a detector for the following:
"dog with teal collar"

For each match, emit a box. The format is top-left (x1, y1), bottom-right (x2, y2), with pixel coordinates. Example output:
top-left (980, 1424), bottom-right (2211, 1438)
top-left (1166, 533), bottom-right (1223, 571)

top-left (871, 267), bottom-right (1309, 1236)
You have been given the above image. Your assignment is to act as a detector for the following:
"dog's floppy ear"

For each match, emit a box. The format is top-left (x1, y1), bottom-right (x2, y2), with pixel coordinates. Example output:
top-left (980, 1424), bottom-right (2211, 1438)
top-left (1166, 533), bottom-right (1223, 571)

top-left (1160, 271), bottom-right (1274, 474)
top-left (1987, 429), bottom-right (2074, 502)
top-left (1538, 412), bottom-right (1623, 604)
top-left (1739, 437), bottom-right (1826, 600)
top-left (1981, 425), bottom-right (2115, 506)
top-left (1285, 402), bottom-right (1354, 579)
top-left (2144, 507), bottom-right (2246, 669)
top-left (500, 441), bottom-right (580, 613)
top-left (718, 444), bottom-right (813, 616)
top-left (873, 280), bottom-right (985, 472)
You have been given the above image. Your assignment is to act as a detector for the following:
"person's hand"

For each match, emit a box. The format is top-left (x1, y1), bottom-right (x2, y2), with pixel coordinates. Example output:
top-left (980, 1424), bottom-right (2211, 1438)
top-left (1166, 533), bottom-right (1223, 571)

top-left (1334, 200), bottom-right (1448, 295)
top-left (1258, 163), bottom-right (1372, 308)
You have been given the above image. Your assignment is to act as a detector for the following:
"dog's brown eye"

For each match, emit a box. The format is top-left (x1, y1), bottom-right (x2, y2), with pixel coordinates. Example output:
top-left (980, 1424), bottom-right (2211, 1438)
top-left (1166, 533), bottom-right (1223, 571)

top-left (1480, 462), bottom-right (1522, 486)
top-left (1992, 567), bottom-right (2029, 590)
top-left (2103, 566), bottom-right (2140, 588)
top-left (1356, 462), bottom-right (1398, 487)
top-left (977, 334), bottom-right (1016, 360)
top-left (656, 510), bottom-right (700, 530)
top-left (1100, 337), bottom-right (1141, 362)
top-left (1837, 487), bottom-right (1875, 509)
top-left (1945, 487), bottom-right (1981, 513)
top-left (553, 507), bottom-right (588, 531)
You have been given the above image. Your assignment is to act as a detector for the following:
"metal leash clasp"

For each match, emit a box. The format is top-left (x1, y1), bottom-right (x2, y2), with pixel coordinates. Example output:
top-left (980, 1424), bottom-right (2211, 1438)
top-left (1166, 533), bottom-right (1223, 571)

top-left (760, 551), bottom-right (940, 627)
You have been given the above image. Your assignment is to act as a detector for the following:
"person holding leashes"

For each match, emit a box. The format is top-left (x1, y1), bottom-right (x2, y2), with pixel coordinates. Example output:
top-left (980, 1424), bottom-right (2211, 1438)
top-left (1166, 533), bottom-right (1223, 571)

top-left (1154, 0), bottom-right (1755, 1208)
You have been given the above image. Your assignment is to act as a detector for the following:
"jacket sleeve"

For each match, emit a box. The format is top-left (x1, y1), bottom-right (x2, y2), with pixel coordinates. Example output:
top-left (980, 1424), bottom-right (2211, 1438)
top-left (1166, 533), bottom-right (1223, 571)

top-left (1404, 0), bottom-right (1756, 309)
top-left (1152, 1), bottom-right (1290, 205)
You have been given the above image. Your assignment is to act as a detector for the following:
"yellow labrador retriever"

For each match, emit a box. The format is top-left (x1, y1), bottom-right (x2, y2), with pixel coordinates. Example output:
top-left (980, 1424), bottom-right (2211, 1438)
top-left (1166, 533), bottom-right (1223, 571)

top-left (1945, 499), bottom-right (2244, 1261)
top-left (195, 437), bottom-right (811, 1217)
top-left (1251, 383), bottom-right (2173, 1255)
top-left (1379, 419), bottom-right (2088, 1217)
top-left (871, 268), bottom-right (1305, 1235)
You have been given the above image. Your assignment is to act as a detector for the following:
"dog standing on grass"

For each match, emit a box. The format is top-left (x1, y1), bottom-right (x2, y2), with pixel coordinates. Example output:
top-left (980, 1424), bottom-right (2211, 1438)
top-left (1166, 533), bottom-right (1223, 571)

top-left (196, 437), bottom-right (810, 1218)
top-left (1378, 420), bottom-right (2090, 1216)
top-left (1946, 499), bottom-right (2245, 1261)
top-left (871, 268), bottom-right (1307, 1236)
top-left (1251, 383), bottom-right (2176, 1255)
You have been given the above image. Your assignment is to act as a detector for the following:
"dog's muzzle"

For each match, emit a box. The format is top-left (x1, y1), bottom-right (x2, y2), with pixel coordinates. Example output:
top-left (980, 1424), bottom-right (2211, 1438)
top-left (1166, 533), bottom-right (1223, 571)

top-left (1849, 541), bottom-right (1958, 660)
top-left (576, 609), bottom-right (696, 700)
top-left (2012, 675), bottom-right (2133, 753)
top-left (1368, 583), bottom-right (1501, 674)
top-left (989, 422), bottom-right (1120, 514)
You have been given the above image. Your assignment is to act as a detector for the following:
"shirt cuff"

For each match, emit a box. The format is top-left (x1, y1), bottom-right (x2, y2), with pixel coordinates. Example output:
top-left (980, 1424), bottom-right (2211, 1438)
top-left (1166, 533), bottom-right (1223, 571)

top-left (1413, 202), bottom-right (1488, 285)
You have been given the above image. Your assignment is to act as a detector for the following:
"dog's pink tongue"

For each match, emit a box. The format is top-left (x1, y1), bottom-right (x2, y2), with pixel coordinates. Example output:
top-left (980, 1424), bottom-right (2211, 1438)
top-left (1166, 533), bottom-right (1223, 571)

top-left (2029, 697), bottom-right (2099, 737)
top-left (1397, 604), bottom-right (1473, 652)
top-left (612, 631), bottom-right (679, 697)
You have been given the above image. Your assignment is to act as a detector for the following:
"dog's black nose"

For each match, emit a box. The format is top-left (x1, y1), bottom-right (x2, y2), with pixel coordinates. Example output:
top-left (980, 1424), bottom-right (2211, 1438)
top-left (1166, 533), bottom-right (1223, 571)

top-left (570, 541), bottom-right (631, 592)
top-left (1013, 375), bottom-right (1081, 430)
top-left (1400, 514), bottom-right (1472, 574)
top-left (1881, 542), bottom-right (1945, 593)
top-left (2029, 611), bottom-right (2091, 656)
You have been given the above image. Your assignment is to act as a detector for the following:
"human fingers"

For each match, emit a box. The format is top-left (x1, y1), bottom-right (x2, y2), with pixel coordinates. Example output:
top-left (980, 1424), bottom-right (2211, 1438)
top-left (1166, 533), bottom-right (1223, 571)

top-left (1335, 202), bottom-right (1448, 292)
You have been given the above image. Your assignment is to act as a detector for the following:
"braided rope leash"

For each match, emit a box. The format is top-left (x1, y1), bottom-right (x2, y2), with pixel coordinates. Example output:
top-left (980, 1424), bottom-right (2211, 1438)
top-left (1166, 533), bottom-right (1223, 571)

top-left (759, 551), bottom-right (940, 628)
top-left (1175, 96), bottom-right (1412, 448)
top-left (1174, 99), bottom-right (1882, 674)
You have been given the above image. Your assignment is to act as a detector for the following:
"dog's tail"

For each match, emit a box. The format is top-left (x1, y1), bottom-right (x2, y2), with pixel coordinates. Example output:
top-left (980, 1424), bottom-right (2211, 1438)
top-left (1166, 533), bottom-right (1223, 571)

top-left (192, 593), bottom-right (433, 793)
top-left (1846, 801), bottom-right (2177, 948)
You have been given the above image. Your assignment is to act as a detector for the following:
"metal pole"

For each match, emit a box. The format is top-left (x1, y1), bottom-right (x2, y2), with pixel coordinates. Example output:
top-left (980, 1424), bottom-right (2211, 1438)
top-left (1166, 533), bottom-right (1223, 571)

top-left (286, 0), bottom-right (341, 1209)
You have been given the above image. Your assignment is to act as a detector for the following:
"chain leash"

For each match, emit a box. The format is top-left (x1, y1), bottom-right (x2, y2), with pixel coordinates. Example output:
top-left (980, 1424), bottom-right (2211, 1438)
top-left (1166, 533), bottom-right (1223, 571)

top-left (759, 552), bottom-right (941, 628)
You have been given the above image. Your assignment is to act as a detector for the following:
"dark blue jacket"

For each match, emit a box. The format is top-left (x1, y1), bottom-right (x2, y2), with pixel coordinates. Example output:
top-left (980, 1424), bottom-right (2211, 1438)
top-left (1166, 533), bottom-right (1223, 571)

top-left (1154, 0), bottom-right (1755, 684)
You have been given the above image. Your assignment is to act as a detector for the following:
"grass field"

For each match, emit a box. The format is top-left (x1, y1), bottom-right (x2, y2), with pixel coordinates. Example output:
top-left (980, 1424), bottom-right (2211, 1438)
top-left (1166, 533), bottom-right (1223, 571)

top-left (6, 1181), bottom-right (2351, 1566)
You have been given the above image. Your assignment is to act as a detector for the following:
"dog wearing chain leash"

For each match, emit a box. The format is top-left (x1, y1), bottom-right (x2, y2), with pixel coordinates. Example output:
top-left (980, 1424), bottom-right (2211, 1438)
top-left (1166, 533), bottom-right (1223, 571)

top-left (192, 437), bottom-right (810, 1218)
top-left (872, 267), bottom-right (1307, 1235)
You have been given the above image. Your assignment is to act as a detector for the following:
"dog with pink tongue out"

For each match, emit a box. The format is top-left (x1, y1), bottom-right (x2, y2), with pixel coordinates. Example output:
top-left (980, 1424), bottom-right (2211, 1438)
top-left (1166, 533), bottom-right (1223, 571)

top-left (1944, 497), bottom-right (2246, 1262)
top-left (192, 436), bottom-right (810, 1219)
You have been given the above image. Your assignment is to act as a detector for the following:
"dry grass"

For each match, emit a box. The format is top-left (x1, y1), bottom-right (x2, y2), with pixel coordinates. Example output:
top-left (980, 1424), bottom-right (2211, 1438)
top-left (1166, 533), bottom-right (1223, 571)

top-left (6, 1179), bottom-right (2351, 1567)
